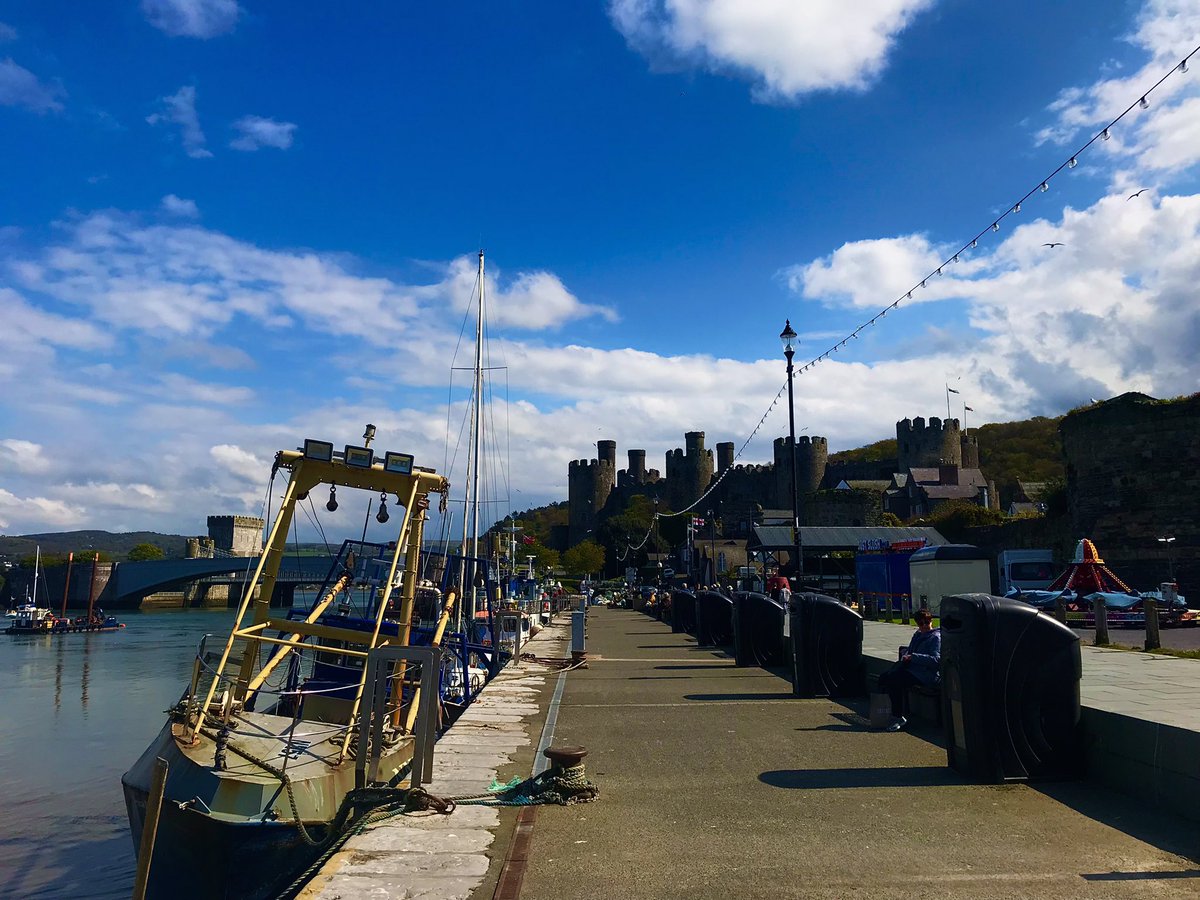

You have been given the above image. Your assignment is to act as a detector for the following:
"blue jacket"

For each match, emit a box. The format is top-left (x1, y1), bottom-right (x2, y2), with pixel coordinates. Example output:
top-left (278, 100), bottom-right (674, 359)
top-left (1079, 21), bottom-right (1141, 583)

top-left (904, 628), bottom-right (941, 685)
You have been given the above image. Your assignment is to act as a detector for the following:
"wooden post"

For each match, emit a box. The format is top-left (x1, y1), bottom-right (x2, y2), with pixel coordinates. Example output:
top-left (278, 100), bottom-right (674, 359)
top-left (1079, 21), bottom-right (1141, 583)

top-left (131, 757), bottom-right (169, 900)
top-left (1092, 596), bottom-right (1109, 646)
top-left (86, 553), bottom-right (100, 622)
top-left (60, 552), bottom-right (74, 619)
top-left (1144, 597), bottom-right (1161, 651)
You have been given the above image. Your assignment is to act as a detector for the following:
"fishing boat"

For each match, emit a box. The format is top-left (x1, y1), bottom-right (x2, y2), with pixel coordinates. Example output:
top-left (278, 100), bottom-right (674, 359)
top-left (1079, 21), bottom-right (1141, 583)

top-left (122, 436), bottom-right (465, 898)
top-left (5, 549), bottom-right (125, 635)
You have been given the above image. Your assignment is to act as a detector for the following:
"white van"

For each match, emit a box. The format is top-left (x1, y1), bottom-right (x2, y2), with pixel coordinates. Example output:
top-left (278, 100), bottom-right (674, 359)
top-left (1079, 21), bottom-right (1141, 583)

top-left (909, 545), bottom-right (991, 616)
top-left (997, 549), bottom-right (1056, 594)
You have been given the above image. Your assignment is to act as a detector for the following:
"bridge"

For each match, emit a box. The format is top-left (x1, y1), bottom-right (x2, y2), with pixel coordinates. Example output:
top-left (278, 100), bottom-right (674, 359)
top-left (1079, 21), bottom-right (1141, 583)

top-left (110, 555), bottom-right (336, 608)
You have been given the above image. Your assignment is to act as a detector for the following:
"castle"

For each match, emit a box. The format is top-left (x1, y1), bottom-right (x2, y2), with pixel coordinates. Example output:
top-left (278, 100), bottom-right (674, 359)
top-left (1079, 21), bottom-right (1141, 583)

top-left (567, 416), bottom-right (986, 544)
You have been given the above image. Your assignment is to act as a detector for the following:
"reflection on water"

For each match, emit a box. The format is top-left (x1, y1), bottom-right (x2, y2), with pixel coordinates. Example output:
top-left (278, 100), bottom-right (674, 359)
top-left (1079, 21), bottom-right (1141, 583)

top-left (0, 609), bottom-right (235, 899)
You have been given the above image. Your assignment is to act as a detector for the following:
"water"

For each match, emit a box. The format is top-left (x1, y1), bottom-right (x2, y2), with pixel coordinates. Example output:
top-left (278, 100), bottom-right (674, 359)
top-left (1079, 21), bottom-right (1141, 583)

top-left (0, 609), bottom-right (236, 899)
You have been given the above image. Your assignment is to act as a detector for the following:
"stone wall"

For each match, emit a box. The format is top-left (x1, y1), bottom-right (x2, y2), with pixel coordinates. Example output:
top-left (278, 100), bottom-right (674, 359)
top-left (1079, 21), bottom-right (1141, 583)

top-left (806, 490), bottom-right (884, 527)
top-left (207, 515), bottom-right (264, 556)
top-left (1059, 392), bottom-right (1199, 590)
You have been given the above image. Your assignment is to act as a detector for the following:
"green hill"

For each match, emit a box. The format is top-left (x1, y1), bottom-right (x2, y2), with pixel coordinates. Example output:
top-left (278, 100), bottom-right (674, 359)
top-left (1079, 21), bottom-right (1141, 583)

top-left (0, 530), bottom-right (188, 564)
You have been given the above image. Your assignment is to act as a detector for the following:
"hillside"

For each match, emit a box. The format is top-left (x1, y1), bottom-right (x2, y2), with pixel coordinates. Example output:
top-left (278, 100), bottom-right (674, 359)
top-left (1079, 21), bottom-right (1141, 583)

top-left (0, 530), bottom-right (188, 563)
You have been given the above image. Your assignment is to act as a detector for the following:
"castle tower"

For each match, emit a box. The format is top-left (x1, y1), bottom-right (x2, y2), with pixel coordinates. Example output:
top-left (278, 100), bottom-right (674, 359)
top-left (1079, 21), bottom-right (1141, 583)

top-left (960, 433), bottom-right (980, 469)
top-left (664, 431), bottom-right (714, 509)
top-left (896, 416), bottom-right (962, 471)
top-left (716, 441), bottom-right (735, 474)
top-left (772, 435), bottom-right (828, 506)
top-left (207, 515), bottom-right (264, 556)
top-left (568, 456), bottom-right (615, 545)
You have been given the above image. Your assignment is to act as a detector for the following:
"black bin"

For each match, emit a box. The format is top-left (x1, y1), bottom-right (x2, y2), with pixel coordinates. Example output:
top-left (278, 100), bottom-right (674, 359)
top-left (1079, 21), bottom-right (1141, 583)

top-left (696, 590), bottom-right (734, 647)
top-left (732, 592), bottom-right (786, 668)
top-left (789, 593), bottom-right (864, 698)
top-left (670, 590), bottom-right (697, 634)
top-left (940, 593), bottom-right (1081, 782)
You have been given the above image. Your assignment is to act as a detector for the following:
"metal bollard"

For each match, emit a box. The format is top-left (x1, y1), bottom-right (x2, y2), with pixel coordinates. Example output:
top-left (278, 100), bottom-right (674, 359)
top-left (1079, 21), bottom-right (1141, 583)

top-left (901, 595), bottom-right (911, 626)
top-left (1092, 596), bottom-right (1109, 646)
top-left (1144, 598), bottom-right (1161, 651)
top-left (1054, 596), bottom-right (1067, 625)
top-left (571, 610), bottom-right (586, 662)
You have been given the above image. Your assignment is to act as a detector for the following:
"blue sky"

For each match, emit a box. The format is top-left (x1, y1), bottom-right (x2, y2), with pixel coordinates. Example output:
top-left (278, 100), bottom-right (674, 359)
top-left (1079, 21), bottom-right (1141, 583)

top-left (1, 0), bottom-right (1198, 539)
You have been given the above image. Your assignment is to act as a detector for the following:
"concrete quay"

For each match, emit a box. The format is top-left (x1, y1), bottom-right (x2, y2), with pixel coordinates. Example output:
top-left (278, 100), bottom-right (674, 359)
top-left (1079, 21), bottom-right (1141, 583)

top-left (302, 608), bottom-right (1200, 899)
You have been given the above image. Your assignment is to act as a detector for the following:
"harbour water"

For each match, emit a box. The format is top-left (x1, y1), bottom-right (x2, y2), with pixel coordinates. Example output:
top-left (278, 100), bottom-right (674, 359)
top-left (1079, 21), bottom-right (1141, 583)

top-left (0, 609), bottom-right (236, 899)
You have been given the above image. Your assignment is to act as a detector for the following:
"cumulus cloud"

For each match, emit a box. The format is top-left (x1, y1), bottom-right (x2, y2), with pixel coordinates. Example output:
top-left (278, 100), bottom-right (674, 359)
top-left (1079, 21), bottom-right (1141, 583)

top-left (608, 0), bottom-right (933, 100)
top-left (230, 115), bottom-right (297, 151)
top-left (0, 488), bottom-right (83, 530)
top-left (0, 58), bottom-right (65, 113)
top-left (142, 0), bottom-right (240, 38)
top-left (147, 85), bottom-right (211, 158)
top-left (0, 439), bottom-right (53, 475)
top-left (161, 194), bottom-right (200, 218)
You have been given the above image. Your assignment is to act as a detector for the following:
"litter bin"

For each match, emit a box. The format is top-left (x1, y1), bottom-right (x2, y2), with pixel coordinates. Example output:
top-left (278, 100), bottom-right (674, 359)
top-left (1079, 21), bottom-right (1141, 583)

top-left (696, 590), bottom-right (734, 647)
top-left (789, 593), bottom-right (864, 698)
top-left (670, 590), bottom-right (697, 634)
top-left (732, 592), bottom-right (786, 668)
top-left (941, 593), bottom-right (1081, 782)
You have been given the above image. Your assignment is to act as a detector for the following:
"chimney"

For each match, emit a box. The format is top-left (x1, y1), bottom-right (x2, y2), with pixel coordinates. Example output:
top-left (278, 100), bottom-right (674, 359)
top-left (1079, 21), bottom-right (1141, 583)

top-left (939, 461), bottom-right (960, 486)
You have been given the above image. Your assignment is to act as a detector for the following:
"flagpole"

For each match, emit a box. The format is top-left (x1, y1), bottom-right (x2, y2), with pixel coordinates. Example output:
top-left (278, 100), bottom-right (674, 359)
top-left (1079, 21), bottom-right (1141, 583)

top-left (946, 384), bottom-right (951, 421)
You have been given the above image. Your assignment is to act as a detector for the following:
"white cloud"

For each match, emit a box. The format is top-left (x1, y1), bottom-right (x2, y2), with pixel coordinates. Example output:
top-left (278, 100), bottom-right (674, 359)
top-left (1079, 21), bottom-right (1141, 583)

top-left (161, 194), bottom-right (200, 218)
top-left (0, 58), bottom-right (65, 113)
top-left (210, 444), bottom-right (266, 482)
top-left (142, 0), bottom-right (240, 38)
top-left (147, 85), bottom-right (211, 159)
top-left (0, 440), bottom-right (53, 475)
top-left (0, 488), bottom-right (83, 530)
top-left (608, 0), bottom-right (933, 100)
top-left (230, 115), bottom-right (297, 151)
top-left (0, 22), bottom-right (17, 42)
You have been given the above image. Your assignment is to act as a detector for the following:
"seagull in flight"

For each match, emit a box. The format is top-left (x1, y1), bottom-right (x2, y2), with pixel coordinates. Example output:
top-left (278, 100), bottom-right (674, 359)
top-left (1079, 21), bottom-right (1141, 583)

top-left (1128, 189), bottom-right (1149, 200)
top-left (1042, 242), bottom-right (1065, 248)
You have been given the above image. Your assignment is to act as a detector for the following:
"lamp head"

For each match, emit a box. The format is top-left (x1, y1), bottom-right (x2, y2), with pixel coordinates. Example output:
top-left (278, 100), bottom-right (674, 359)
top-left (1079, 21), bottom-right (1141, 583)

top-left (779, 320), bottom-right (797, 357)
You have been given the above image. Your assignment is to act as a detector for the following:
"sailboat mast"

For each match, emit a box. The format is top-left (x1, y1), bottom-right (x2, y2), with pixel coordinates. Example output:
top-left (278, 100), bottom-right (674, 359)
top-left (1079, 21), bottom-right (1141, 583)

top-left (33, 546), bottom-right (40, 609)
top-left (458, 250), bottom-right (487, 624)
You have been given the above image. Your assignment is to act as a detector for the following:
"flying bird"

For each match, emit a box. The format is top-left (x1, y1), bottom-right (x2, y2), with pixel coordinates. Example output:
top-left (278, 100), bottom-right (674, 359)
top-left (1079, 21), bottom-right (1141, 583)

top-left (1042, 242), bottom-right (1065, 248)
top-left (1128, 189), bottom-right (1149, 200)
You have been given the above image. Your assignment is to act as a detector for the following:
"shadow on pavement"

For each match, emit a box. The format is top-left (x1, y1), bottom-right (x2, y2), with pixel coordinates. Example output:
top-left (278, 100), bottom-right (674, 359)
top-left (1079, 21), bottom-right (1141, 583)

top-left (1035, 781), bottom-right (1200, 862)
top-left (1082, 870), bottom-right (1200, 881)
top-left (654, 664), bottom-right (737, 670)
top-left (759, 766), bottom-right (965, 790)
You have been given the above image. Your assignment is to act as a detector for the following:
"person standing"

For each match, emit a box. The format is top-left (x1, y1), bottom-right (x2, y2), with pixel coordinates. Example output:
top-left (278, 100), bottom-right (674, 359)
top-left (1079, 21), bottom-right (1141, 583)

top-left (878, 608), bottom-right (940, 732)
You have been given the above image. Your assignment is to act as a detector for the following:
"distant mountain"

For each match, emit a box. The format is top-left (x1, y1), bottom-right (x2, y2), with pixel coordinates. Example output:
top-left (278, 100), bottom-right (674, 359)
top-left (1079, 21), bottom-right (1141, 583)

top-left (0, 530), bottom-right (189, 563)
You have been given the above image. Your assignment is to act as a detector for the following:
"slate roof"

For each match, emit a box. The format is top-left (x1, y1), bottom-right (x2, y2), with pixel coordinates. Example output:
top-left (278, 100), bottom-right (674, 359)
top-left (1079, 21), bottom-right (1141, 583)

top-left (748, 525), bottom-right (948, 551)
top-left (837, 480), bottom-right (891, 492)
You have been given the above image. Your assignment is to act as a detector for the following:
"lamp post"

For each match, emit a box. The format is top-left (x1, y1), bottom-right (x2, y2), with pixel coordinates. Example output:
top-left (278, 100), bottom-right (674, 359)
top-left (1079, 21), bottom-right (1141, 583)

top-left (1158, 535), bottom-right (1177, 583)
top-left (780, 320), bottom-right (803, 590)
top-left (707, 509), bottom-right (717, 587)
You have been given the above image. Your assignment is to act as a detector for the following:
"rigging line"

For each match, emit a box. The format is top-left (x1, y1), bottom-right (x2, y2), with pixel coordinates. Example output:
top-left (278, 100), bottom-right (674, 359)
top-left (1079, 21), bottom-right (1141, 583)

top-left (444, 261), bottom-right (484, 480)
top-left (794, 45), bottom-right (1200, 378)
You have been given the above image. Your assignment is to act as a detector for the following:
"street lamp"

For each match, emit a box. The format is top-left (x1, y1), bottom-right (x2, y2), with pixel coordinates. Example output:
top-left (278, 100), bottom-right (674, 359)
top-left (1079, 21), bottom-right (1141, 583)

top-left (780, 320), bottom-right (803, 590)
top-left (1158, 535), bottom-right (1177, 583)
top-left (707, 508), bottom-right (717, 587)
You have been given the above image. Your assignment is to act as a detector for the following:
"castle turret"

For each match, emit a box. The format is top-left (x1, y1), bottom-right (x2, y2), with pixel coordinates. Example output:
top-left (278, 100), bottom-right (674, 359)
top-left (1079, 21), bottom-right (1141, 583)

top-left (568, 456), bottom-right (615, 545)
top-left (772, 435), bottom-right (828, 505)
top-left (665, 431), bottom-right (714, 509)
top-left (627, 448), bottom-right (647, 484)
top-left (597, 440), bottom-right (617, 486)
top-left (960, 433), bottom-right (980, 469)
top-left (716, 441), bottom-right (735, 474)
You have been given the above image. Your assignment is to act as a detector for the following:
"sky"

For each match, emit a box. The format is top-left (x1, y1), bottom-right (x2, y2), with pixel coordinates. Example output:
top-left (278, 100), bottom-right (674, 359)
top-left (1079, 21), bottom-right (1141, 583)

top-left (1, 0), bottom-right (1199, 541)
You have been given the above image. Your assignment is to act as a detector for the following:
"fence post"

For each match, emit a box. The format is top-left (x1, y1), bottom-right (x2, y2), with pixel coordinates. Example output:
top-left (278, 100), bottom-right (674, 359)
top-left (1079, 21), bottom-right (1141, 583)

top-left (1092, 596), bottom-right (1109, 646)
top-left (1144, 598), bottom-right (1161, 651)
top-left (901, 595), bottom-right (911, 626)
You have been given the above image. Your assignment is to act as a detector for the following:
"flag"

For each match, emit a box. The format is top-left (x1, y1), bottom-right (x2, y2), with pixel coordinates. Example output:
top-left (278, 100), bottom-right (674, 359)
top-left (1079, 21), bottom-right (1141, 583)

top-left (964, 405), bottom-right (974, 412)
top-left (946, 386), bottom-right (960, 394)
top-left (522, 535), bottom-right (535, 545)
top-left (693, 517), bottom-right (705, 527)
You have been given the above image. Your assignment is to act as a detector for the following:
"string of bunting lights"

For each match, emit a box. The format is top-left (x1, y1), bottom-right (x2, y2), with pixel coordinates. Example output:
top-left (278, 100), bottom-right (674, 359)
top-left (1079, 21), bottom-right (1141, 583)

top-left (617, 45), bottom-right (1197, 557)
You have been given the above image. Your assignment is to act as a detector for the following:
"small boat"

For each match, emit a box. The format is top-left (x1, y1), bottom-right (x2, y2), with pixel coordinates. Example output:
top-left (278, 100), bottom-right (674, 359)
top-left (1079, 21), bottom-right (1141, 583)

top-left (5, 549), bottom-right (124, 635)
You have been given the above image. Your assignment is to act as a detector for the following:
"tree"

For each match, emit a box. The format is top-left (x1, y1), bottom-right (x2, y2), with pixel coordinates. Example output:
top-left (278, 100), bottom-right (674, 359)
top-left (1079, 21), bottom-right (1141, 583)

top-left (128, 542), bottom-right (166, 561)
top-left (562, 540), bottom-right (605, 578)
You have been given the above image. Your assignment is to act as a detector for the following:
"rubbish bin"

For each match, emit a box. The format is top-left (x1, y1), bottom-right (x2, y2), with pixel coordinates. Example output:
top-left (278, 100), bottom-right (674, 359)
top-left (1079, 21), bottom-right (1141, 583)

top-left (670, 590), bottom-right (697, 634)
top-left (789, 592), bottom-right (864, 698)
top-left (732, 592), bottom-right (787, 668)
top-left (940, 593), bottom-right (1081, 782)
top-left (696, 590), bottom-right (734, 647)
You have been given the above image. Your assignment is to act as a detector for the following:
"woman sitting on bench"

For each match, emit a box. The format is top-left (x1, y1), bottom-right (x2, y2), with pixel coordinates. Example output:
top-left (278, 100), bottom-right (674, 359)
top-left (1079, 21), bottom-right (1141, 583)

top-left (879, 608), bottom-right (940, 732)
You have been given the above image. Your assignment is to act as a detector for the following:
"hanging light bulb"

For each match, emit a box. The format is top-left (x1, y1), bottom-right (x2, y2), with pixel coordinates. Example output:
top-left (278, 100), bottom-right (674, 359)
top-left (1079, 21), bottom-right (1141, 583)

top-left (970, 239), bottom-right (978, 249)
top-left (952, 254), bottom-right (960, 264)
top-left (1101, 128), bottom-right (1110, 141)
top-left (376, 493), bottom-right (390, 524)
top-left (906, 291), bottom-right (912, 299)
top-left (1068, 157), bottom-right (1078, 169)
top-left (936, 267), bottom-right (943, 276)
top-left (920, 280), bottom-right (927, 289)
top-left (1013, 202), bottom-right (1022, 213)
top-left (1139, 96), bottom-right (1149, 109)
top-left (992, 222), bottom-right (1000, 232)
top-left (1040, 182), bottom-right (1049, 192)
top-left (1180, 59), bottom-right (1189, 73)
top-left (326, 485), bottom-right (339, 512)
